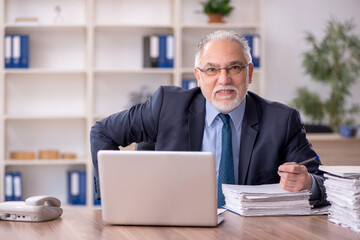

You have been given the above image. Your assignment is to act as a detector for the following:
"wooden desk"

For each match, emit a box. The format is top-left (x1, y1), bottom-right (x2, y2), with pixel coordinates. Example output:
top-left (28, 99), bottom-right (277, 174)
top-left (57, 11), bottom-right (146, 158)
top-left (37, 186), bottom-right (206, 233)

top-left (0, 208), bottom-right (359, 240)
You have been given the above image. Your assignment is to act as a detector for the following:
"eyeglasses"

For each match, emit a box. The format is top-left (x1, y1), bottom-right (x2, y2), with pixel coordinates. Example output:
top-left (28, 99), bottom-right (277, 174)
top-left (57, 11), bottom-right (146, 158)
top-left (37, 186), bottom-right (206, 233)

top-left (196, 63), bottom-right (250, 77)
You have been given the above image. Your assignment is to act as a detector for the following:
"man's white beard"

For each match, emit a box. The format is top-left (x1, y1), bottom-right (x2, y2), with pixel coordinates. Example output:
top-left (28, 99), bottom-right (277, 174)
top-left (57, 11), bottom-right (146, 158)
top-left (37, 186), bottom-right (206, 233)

top-left (210, 85), bottom-right (245, 113)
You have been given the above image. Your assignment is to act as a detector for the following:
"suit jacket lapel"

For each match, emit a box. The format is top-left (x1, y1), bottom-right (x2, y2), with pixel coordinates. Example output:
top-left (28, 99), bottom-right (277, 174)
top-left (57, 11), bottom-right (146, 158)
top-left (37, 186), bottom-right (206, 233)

top-left (239, 93), bottom-right (259, 184)
top-left (186, 90), bottom-right (260, 182)
top-left (188, 90), bottom-right (206, 151)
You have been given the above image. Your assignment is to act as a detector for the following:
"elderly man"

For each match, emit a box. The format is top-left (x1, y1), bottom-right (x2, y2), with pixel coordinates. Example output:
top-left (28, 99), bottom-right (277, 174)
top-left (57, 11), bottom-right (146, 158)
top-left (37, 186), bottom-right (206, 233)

top-left (91, 30), bottom-right (327, 208)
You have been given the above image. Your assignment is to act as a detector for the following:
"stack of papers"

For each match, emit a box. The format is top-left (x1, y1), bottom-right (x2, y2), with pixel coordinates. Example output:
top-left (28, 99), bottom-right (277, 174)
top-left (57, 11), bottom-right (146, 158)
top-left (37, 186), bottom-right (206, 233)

top-left (320, 165), bottom-right (360, 233)
top-left (222, 183), bottom-right (311, 216)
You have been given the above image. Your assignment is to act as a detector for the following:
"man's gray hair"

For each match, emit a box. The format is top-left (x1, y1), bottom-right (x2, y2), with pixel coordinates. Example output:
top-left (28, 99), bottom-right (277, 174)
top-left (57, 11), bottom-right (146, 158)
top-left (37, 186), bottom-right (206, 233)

top-left (194, 30), bottom-right (252, 67)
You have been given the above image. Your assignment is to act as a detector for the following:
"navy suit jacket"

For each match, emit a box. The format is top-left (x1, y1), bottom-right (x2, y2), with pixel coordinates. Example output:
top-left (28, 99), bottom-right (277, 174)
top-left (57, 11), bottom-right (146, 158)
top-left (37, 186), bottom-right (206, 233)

top-left (91, 86), bottom-right (327, 207)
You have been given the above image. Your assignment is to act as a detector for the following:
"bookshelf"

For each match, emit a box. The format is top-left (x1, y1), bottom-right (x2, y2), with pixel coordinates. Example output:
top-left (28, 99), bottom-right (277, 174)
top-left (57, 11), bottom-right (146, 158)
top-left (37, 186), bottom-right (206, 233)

top-left (0, 0), bottom-right (264, 206)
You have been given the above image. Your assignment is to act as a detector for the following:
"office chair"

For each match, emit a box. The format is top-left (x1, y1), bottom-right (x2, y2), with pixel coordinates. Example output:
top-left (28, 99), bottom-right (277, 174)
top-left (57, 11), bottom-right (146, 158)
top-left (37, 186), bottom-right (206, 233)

top-left (304, 124), bottom-right (333, 133)
top-left (135, 142), bottom-right (156, 151)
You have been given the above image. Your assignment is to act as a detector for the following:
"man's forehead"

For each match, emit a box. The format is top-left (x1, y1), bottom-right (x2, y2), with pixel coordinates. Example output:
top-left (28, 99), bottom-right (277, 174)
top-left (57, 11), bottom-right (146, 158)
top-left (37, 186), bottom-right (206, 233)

top-left (203, 39), bottom-right (242, 50)
top-left (199, 40), bottom-right (247, 65)
top-left (201, 40), bottom-right (245, 58)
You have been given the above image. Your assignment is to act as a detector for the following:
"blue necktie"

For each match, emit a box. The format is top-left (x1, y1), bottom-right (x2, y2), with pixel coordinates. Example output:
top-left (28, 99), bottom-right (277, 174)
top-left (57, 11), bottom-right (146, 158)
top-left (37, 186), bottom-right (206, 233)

top-left (217, 113), bottom-right (235, 207)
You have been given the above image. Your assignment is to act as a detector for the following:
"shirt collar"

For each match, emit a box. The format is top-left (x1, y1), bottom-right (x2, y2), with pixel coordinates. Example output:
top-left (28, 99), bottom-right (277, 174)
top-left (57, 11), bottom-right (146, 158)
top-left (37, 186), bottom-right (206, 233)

top-left (205, 96), bottom-right (246, 130)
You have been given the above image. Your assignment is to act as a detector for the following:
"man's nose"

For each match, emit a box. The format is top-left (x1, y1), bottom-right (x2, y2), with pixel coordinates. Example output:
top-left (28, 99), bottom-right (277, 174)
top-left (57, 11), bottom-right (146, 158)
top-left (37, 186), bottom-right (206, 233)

top-left (217, 68), bottom-right (230, 85)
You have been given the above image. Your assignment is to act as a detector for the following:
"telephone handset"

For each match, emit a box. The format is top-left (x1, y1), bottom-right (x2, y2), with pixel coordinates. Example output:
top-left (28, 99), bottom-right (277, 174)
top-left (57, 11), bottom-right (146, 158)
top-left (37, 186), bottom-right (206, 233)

top-left (0, 196), bottom-right (63, 222)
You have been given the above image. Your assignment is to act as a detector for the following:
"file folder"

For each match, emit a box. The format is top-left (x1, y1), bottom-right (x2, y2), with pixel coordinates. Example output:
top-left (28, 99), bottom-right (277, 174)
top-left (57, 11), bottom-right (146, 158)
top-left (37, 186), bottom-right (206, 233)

top-left (143, 34), bottom-right (173, 68)
top-left (5, 173), bottom-right (14, 201)
top-left (158, 35), bottom-right (167, 68)
top-left (244, 34), bottom-right (260, 68)
top-left (166, 35), bottom-right (174, 68)
top-left (13, 172), bottom-right (23, 201)
top-left (149, 35), bottom-right (159, 67)
top-left (12, 35), bottom-right (21, 68)
top-left (19, 35), bottom-right (29, 68)
top-left (143, 36), bottom-right (151, 68)
top-left (67, 171), bottom-right (86, 205)
top-left (11, 35), bottom-right (29, 68)
top-left (68, 171), bottom-right (80, 204)
top-left (4, 35), bottom-right (13, 68)
top-left (182, 79), bottom-right (197, 90)
top-left (79, 171), bottom-right (86, 205)
top-left (143, 36), bottom-right (158, 68)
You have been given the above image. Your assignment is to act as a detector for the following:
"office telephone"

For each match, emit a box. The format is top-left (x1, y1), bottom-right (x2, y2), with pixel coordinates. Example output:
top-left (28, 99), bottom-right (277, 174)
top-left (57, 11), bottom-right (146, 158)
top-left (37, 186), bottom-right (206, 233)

top-left (0, 196), bottom-right (63, 222)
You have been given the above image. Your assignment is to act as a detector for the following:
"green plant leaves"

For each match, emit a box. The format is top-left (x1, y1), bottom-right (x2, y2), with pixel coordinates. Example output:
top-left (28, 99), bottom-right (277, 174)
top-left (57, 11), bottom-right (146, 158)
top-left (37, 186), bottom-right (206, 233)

top-left (294, 18), bottom-right (360, 131)
top-left (291, 87), bottom-right (325, 124)
top-left (201, 0), bottom-right (234, 16)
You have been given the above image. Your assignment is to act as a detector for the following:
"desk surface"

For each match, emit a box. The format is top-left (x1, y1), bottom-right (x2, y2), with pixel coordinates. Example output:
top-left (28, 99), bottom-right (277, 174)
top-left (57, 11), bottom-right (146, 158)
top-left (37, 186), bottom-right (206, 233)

top-left (0, 208), bottom-right (359, 240)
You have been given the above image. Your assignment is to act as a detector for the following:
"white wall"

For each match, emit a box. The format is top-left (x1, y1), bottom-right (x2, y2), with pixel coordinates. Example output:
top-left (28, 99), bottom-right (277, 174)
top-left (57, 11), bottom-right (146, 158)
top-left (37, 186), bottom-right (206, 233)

top-left (263, 0), bottom-right (360, 123)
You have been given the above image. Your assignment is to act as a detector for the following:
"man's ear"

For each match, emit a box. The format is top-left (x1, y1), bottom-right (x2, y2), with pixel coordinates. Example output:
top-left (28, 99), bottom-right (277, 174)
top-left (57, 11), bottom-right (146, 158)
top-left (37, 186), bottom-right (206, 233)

top-left (248, 63), bottom-right (254, 84)
top-left (194, 67), bottom-right (201, 87)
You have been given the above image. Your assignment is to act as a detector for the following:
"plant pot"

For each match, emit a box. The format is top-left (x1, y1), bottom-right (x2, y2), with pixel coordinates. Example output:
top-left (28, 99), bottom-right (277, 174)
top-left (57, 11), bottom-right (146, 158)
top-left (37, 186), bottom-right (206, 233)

top-left (207, 14), bottom-right (225, 23)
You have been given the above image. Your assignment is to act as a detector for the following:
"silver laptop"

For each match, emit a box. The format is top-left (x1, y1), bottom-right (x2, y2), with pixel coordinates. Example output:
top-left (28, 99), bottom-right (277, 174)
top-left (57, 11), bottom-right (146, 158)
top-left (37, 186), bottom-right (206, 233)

top-left (98, 150), bottom-right (222, 227)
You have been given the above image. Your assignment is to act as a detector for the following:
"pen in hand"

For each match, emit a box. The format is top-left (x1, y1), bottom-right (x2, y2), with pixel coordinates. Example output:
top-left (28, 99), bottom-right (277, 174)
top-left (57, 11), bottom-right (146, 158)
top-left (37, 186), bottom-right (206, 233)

top-left (297, 156), bottom-right (320, 165)
top-left (277, 156), bottom-right (320, 174)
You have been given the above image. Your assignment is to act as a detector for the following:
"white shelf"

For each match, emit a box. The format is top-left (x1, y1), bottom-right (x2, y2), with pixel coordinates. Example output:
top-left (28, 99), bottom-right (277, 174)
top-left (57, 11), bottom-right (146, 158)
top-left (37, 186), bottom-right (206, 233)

top-left (0, 0), bottom-right (264, 206)
top-left (94, 68), bottom-right (175, 74)
top-left (5, 119), bottom-right (87, 158)
top-left (4, 69), bottom-right (87, 74)
top-left (94, 0), bottom-right (173, 26)
top-left (4, 159), bottom-right (88, 166)
top-left (180, 23), bottom-right (261, 29)
top-left (5, 24), bottom-right (87, 30)
top-left (94, 24), bottom-right (174, 29)
top-left (4, 115), bottom-right (87, 120)
top-left (4, 0), bottom-right (87, 25)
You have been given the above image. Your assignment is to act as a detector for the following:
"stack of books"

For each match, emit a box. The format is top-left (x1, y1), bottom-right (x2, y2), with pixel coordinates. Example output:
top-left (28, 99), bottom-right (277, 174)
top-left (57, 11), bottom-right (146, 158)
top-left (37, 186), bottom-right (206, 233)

top-left (320, 165), bottom-right (360, 233)
top-left (222, 183), bottom-right (311, 216)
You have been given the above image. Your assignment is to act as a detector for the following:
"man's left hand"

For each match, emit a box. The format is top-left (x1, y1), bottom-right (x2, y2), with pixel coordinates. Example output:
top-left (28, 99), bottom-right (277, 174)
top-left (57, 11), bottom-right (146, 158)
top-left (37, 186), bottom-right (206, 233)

top-left (278, 162), bottom-right (312, 192)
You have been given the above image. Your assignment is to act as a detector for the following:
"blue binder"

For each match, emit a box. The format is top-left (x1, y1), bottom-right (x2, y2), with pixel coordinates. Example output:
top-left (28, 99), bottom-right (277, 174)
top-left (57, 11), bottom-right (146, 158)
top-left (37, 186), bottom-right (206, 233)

top-left (20, 35), bottom-right (29, 68)
top-left (13, 172), bottom-right (23, 201)
top-left (11, 35), bottom-right (29, 68)
top-left (67, 171), bottom-right (86, 205)
top-left (244, 34), bottom-right (260, 68)
top-left (78, 171), bottom-right (86, 205)
top-left (158, 35), bottom-right (167, 68)
top-left (165, 35), bottom-right (174, 68)
top-left (12, 35), bottom-right (21, 68)
top-left (67, 171), bottom-right (78, 204)
top-left (4, 172), bottom-right (23, 201)
top-left (182, 79), bottom-right (197, 90)
top-left (4, 35), bottom-right (13, 68)
top-left (5, 172), bottom-right (14, 201)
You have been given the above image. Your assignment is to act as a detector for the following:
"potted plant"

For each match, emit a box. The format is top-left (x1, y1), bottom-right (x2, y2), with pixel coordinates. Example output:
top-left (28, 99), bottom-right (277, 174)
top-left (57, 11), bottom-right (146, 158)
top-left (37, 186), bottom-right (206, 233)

top-left (200, 0), bottom-right (234, 23)
top-left (291, 18), bottom-right (360, 132)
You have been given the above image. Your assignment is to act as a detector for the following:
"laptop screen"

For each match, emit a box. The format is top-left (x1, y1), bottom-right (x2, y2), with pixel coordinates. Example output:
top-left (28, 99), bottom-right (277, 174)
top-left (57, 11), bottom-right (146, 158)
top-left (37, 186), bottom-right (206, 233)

top-left (98, 150), bottom-right (219, 226)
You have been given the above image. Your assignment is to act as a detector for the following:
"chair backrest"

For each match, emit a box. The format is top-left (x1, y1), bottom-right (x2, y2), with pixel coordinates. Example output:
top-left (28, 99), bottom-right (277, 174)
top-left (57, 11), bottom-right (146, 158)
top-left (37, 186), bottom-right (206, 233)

top-left (304, 124), bottom-right (332, 133)
top-left (135, 142), bottom-right (156, 151)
